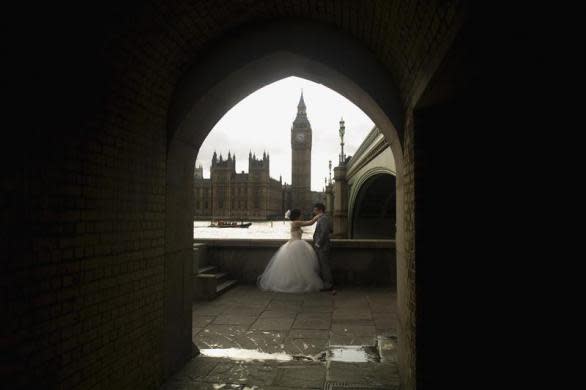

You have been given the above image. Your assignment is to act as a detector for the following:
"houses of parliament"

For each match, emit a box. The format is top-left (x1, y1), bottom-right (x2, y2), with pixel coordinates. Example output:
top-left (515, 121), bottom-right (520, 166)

top-left (193, 93), bottom-right (324, 220)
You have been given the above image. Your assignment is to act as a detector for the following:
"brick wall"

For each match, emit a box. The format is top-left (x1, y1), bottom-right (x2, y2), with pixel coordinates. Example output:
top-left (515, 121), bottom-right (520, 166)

top-left (4, 78), bottom-right (168, 390)
top-left (2, 112), bottom-right (167, 387)
top-left (400, 109), bottom-right (417, 389)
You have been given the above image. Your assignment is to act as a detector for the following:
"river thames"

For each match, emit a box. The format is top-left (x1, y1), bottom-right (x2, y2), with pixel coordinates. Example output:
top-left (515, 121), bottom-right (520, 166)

top-left (193, 220), bottom-right (316, 239)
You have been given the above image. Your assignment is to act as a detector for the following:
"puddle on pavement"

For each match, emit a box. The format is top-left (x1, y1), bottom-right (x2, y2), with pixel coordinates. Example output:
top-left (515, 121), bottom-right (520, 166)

top-left (328, 345), bottom-right (381, 363)
top-left (378, 335), bottom-right (397, 352)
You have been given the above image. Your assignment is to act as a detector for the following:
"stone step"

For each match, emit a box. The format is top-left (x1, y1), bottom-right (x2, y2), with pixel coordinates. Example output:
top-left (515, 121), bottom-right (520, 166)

top-left (213, 272), bottom-right (228, 282)
top-left (193, 243), bottom-right (208, 273)
top-left (194, 262), bottom-right (235, 301)
top-left (196, 271), bottom-right (227, 280)
top-left (197, 265), bottom-right (217, 274)
top-left (215, 279), bottom-right (237, 297)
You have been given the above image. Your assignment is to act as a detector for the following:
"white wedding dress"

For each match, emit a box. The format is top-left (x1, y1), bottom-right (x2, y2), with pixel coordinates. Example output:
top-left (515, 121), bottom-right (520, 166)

top-left (257, 223), bottom-right (324, 293)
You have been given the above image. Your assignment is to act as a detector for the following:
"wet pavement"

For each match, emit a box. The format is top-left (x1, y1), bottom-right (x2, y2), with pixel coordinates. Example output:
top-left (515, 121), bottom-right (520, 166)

top-left (161, 285), bottom-right (399, 389)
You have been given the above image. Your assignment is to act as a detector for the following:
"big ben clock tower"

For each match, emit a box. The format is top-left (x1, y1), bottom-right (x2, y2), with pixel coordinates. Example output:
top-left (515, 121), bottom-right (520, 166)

top-left (291, 91), bottom-right (312, 213)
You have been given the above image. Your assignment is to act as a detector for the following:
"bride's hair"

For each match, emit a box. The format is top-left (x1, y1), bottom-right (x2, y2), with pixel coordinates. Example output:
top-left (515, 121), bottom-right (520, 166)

top-left (289, 209), bottom-right (301, 221)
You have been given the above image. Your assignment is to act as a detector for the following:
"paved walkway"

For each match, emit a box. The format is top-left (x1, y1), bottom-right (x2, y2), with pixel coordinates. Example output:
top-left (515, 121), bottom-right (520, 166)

top-left (161, 285), bottom-right (399, 389)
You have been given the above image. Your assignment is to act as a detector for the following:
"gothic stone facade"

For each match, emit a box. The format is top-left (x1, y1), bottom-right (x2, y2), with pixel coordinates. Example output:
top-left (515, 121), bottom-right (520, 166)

top-left (193, 152), bottom-right (284, 220)
top-left (194, 93), bottom-right (323, 220)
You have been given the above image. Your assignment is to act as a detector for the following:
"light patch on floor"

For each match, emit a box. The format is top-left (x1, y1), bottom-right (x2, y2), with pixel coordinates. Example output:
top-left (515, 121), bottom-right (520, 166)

top-left (200, 348), bottom-right (292, 361)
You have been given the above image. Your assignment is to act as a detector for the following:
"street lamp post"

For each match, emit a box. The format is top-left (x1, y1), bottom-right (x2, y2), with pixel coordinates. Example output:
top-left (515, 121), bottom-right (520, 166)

top-left (338, 118), bottom-right (346, 165)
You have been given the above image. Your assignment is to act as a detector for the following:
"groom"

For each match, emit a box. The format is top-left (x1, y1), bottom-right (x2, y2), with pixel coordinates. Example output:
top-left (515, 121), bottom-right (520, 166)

top-left (312, 203), bottom-right (335, 293)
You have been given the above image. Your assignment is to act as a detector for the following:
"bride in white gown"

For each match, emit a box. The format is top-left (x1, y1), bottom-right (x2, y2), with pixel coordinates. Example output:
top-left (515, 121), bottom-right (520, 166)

top-left (257, 209), bottom-right (324, 293)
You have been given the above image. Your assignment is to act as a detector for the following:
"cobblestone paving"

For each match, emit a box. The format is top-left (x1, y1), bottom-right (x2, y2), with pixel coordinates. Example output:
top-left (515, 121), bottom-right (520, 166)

top-left (162, 285), bottom-right (399, 389)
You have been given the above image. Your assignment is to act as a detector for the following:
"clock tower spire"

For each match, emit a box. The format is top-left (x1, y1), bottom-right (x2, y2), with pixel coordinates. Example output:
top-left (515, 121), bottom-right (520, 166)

top-left (291, 90), bottom-right (312, 214)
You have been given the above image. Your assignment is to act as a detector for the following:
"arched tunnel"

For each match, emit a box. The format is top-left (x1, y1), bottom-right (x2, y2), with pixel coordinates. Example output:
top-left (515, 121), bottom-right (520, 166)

top-left (0, 1), bottom-right (558, 389)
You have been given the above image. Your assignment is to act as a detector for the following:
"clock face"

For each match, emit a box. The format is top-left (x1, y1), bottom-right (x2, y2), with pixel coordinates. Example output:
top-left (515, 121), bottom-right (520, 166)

top-left (295, 133), bottom-right (305, 143)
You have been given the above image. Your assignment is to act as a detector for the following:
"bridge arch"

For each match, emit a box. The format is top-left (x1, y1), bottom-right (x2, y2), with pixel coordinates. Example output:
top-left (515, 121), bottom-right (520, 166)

top-left (349, 168), bottom-right (396, 239)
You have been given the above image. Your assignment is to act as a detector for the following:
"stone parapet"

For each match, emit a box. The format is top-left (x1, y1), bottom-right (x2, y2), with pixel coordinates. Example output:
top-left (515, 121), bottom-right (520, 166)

top-left (193, 239), bottom-right (395, 286)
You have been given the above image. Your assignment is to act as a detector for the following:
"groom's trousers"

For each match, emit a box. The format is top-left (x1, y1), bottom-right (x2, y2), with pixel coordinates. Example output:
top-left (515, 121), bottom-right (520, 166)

top-left (316, 246), bottom-right (333, 289)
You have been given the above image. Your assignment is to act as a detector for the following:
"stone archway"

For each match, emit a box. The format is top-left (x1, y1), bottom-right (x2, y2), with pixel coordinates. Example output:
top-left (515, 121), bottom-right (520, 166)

top-left (3, 2), bottom-right (469, 388)
top-left (165, 18), bottom-right (407, 382)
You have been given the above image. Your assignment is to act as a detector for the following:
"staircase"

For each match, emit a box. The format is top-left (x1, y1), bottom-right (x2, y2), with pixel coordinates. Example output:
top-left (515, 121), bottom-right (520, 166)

top-left (196, 265), bottom-right (238, 300)
top-left (193, 243), bottom-right (237, 300)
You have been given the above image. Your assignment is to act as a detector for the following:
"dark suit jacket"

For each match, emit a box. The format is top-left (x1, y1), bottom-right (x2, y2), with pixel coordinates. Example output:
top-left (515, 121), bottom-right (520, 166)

top-left (313, 214), bottom-right (331, 250)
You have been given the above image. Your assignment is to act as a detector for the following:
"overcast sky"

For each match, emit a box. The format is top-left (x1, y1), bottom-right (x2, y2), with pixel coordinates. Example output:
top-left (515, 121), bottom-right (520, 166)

top-left (195, 76), bottom-right (374, 191)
